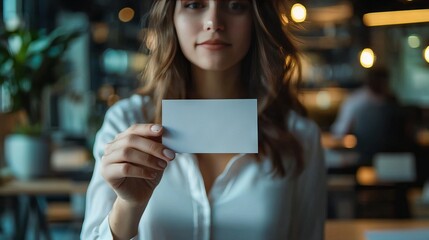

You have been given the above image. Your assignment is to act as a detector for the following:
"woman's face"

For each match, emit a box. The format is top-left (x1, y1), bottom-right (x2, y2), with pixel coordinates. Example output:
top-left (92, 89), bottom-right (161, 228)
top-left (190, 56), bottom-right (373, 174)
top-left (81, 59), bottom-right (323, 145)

top-left (174, 0), bottom-right (253, 72)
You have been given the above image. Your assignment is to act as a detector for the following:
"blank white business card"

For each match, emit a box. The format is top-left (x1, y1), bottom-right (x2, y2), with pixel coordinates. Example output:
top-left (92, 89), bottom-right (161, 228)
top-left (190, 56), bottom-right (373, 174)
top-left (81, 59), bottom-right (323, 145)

top-left (162, 99), bottom-right (258, 153)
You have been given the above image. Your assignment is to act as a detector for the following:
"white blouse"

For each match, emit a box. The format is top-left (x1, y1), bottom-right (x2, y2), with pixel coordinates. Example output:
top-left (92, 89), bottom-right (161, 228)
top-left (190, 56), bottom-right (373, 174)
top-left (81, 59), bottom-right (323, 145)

top-left (81, 94), bottom-right (326, 240)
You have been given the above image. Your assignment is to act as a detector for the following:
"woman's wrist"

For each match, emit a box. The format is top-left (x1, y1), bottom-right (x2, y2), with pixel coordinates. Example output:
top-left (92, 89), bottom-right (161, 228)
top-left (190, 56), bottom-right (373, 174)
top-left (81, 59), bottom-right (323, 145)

top-left (115, 196), bottom-right (149, 210)
top-left (109, 198), bottom-right (148, 240)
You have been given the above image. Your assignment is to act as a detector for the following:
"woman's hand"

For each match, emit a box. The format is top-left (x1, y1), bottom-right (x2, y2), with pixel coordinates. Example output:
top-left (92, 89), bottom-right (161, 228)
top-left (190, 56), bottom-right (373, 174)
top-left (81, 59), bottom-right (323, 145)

top-left (101, 124), bottom-right (175, 207)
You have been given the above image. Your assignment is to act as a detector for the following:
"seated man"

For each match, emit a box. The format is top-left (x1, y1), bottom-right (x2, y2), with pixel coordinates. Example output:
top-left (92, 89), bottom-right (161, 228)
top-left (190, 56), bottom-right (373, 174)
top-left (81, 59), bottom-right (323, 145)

top-left (331, 68), bottom-right (415, 165)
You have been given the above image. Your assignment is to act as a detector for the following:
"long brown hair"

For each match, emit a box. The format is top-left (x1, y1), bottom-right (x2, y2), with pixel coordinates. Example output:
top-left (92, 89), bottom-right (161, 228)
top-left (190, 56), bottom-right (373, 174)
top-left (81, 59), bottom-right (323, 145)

top-left (139, 0), bottom-right (305, 176)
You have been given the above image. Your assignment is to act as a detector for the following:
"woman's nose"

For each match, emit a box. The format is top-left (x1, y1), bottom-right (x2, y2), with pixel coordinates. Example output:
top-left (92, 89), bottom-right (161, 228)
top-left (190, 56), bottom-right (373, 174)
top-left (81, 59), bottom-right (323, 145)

top-left (204, 20), bottom-right (224, 32)
top-left (203, 4), bottom-right (225, 32)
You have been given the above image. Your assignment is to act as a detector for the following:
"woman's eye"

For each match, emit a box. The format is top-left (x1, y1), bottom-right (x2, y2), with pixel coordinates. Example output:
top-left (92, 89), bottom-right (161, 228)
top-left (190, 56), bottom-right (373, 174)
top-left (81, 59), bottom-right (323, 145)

top-left (227, 1), bottom-right (249, 13)
top-left (184, 1), bottom-right (204, 9)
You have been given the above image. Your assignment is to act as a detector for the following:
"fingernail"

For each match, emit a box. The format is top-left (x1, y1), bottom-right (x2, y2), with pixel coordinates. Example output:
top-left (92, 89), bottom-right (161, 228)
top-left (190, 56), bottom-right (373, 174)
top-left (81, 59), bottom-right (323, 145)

top-left (158, 160), bottom-right (167, 168)
top-left (163, 149), bottom-right (175, 160)
top-left (151, 124), bottom-right (162, 132)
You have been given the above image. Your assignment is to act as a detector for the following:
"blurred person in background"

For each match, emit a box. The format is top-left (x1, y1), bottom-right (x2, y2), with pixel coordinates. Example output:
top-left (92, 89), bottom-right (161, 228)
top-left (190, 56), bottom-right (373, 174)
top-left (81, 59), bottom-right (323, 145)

top-left (331, 68), bottom-right (416, 166)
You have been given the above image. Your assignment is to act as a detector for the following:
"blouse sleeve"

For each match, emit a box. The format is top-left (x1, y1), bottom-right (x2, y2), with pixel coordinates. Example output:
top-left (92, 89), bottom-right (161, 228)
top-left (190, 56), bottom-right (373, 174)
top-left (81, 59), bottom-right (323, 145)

top-left (294, 120), bottom-right (327, 240)
top-left (80, 102), bottom-right (137, 240)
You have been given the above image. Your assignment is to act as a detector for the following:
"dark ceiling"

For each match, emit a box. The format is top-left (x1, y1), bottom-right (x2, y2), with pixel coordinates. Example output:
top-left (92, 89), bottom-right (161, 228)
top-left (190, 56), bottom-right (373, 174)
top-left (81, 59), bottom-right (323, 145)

top-left (57, 0), bottom-right (429, 20)
top-left (352, 0), bottom-right (429, 15)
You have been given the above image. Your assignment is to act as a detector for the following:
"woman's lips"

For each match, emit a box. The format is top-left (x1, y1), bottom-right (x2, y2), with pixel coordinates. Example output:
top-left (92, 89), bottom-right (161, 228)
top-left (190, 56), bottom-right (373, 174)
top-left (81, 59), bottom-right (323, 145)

top-left (197, 40), bottom-right (231, 50)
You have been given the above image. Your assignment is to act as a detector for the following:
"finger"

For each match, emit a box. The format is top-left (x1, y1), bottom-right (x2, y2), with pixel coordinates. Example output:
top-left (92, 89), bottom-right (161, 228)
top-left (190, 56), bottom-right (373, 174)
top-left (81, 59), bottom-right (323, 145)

top-left (105, 124), bottom-right (163, 155)
top-left (115, 124), bottom-right (163, 140)
top-left (104, 134), bottom-right (175, 162)
top-left (103, 162), bottom-right (160, 181)
top-left (103, 146), bottom-right (168, 171)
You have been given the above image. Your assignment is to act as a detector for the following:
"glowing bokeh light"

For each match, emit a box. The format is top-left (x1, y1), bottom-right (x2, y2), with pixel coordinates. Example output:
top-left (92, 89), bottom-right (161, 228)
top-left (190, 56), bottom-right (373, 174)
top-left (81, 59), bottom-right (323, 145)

top-left (118, 7), bottom-right (135, 23)
top-left (408, 35), bottom-right (420, 48)
top-left (360, 48), bottom-right (376, 68)
top-left (424, 46), bottom-right (429, 63)
top-left (291, 3), bottom-right (307, 23)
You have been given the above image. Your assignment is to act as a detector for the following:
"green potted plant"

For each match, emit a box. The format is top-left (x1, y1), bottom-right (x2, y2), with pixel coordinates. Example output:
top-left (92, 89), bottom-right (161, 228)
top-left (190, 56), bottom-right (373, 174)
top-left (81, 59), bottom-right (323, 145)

top-left (0, 26), bottom-right (81, 179)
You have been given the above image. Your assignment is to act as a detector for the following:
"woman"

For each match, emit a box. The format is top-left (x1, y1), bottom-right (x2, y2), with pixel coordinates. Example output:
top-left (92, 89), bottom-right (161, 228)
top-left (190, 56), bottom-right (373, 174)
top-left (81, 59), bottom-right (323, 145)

top-left (81, 1), bottom-right (326, 239)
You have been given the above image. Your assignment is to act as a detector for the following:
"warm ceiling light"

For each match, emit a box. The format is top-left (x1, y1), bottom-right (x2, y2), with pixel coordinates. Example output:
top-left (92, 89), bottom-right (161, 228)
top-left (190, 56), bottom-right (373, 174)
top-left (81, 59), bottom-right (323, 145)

top-left (291, 3), bottom-right (307, 23)
top-left (360, 48), bottom-right (376, 68)
top-left (118, 7), bottom-right (135, 23)
top-left (363, 9), bottom-right (429, 27)
top-left (424, 46), bottom-right (429, 63)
